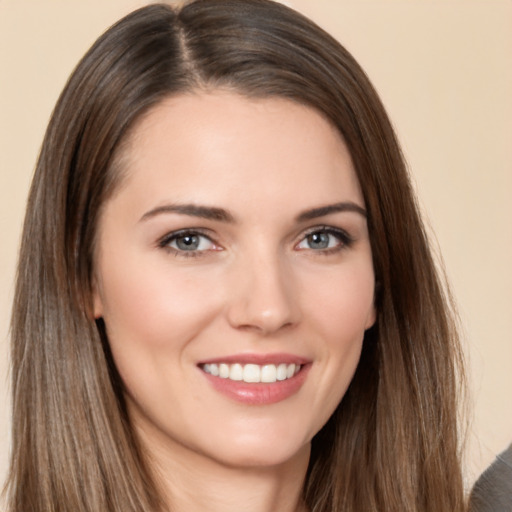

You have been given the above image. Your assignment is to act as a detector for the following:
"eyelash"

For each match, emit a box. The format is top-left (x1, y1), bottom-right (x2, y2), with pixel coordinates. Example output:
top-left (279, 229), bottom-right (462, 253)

top-left (296, 226), bottom-right (354, 254)
top-left (158, 229), bottom-right (218, 258)
top-left (157, 225), bottom-right (354, 258)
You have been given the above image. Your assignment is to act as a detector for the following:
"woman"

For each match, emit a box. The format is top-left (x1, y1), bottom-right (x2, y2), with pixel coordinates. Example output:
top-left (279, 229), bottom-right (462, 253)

top-left (5, 1), bottom-right (467, 511)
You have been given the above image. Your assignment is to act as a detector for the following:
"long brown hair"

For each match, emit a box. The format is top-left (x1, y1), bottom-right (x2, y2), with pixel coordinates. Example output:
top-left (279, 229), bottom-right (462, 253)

top-left (6, 1), bottom-right (467, 510)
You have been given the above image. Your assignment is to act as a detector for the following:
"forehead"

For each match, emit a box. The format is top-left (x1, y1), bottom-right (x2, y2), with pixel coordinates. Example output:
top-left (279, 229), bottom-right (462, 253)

top-left (112, 90), bottom-right (363, 214)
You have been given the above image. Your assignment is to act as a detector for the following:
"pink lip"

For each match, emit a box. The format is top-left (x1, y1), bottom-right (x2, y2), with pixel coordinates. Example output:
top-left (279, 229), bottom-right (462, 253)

top-left (198, 353), bottom-right (311, 366)
top-left (198, 356), bottom-right (312, 406)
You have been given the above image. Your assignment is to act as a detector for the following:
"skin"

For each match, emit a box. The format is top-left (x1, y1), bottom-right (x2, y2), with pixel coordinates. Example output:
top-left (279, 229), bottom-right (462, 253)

top-left (93, 91), bottom-right (376, 512)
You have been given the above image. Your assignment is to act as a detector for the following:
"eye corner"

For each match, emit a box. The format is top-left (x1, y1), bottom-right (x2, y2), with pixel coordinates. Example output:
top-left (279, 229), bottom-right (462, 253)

top-left (157, 228), bottom-right (222, 258)
top-left (295, 225), bottom-right (354, 253)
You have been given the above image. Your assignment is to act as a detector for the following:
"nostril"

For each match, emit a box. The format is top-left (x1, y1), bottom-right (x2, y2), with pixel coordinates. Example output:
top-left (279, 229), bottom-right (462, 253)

top-left (235, 320), bottom-right (294, 334)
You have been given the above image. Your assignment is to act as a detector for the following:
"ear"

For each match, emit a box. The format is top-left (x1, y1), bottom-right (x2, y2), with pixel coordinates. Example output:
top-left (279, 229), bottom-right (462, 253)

top-left (365, 304), bottom-right (377, 330)
top-left (365, 280), bottom-right (379, 330)
top-left (92, 275), bottom-right (104, 319)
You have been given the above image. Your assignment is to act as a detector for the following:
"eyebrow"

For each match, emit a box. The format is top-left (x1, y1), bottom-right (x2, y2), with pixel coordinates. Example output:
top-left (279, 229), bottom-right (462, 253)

top-left (140, 201), bottom-right (367, 224)
top-left (295, 202), bottom-right (367, 222)
top-left (140, 203), bottom-right (235, 223)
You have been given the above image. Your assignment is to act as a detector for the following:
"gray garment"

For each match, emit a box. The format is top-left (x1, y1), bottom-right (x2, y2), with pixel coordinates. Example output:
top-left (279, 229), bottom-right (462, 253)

top-left (469, 444), bottom-right (512, 512)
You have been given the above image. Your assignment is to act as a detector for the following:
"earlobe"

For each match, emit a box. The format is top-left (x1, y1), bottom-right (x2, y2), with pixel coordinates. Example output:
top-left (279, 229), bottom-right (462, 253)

top-left (93, 296), bottom-right (103, 319)
top-left (92, 277), bottom-right (104, 319)
top-left (365, 305), bottom-right (377, 330)
top-left (365, 280), bottom-right (379, 330)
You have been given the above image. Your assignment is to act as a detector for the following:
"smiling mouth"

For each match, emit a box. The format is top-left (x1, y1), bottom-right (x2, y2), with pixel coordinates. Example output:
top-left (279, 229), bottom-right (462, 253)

top-left (200, 363), bottom-right (302, 383)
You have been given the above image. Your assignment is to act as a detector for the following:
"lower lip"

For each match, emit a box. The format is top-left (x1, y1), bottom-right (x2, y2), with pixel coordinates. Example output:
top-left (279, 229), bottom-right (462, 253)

top-left (200, 365), bottom-right (311, 405)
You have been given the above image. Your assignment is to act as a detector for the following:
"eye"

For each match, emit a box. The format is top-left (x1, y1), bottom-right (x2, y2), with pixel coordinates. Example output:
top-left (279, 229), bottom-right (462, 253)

top-left (296, 227), bottom-right (352, 251)
top-left (159, 230), bottom-right (218, 254)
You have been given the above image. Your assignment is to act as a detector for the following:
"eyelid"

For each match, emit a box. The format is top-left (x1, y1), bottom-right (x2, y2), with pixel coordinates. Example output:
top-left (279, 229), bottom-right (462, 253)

top-left (294, 225), bottom-right (354, 251)
top-left (156, 225), bottom-right (354, 257)
top-left (158, 227), bottom-right (210, 245)
top-left (157, 228), bottom-right (221, 256)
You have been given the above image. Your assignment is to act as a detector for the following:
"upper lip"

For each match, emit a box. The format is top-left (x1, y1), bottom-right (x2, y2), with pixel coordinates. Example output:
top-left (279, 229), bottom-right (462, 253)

top-left (197, 353), bottom-right (311, 366)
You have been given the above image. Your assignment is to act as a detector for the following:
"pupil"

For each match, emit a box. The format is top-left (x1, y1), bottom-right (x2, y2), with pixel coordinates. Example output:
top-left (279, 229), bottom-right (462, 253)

top-left (177, 235), bottom-right (199, 250)
top-left (309, 232), bottom-right (329, 249)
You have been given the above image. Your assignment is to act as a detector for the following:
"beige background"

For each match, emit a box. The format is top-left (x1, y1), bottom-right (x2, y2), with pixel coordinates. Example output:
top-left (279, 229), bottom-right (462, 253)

top-left (1, 0), bottom-right (511, 495)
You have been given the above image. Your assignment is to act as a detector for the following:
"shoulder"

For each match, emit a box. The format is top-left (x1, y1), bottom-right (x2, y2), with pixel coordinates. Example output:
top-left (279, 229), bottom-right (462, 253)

top-left (469, 444), bottom-right (512, 512)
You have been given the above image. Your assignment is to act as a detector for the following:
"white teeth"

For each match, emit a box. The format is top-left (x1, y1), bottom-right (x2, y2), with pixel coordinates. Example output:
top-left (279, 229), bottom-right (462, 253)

top-left (243, 364), bottom-right (261, 383)
top-left (219, 363), bottom-right (230, 378)
top-left (202, 363), bottom-right (301, 383)
top-left (261, 364), bottom-right (277, 383)
top-left (229, 363), bottom-right (243, 381)
top-left (276, 363), bottom-right (288, 381)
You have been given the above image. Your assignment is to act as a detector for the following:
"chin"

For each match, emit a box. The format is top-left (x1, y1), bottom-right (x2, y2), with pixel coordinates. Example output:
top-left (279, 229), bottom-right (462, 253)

top-left (201, 429), bottom-right (312, 470)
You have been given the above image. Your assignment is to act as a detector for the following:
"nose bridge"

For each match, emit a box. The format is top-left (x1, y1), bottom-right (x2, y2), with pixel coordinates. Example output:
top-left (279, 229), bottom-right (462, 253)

top-left (226, 243), bottom-right (300, 334)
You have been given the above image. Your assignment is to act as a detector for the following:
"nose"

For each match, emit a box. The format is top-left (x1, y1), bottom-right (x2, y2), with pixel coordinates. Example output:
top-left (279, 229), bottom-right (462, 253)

top-left (225, 251), bottom-right (301, 335)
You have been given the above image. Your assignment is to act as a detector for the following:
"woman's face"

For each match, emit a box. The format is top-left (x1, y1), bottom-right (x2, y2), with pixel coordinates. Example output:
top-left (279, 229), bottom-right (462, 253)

top-left (93, 91), bottom-right (375, 470)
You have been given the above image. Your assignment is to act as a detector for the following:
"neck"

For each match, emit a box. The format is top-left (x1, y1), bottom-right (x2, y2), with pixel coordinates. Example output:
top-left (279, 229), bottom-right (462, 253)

top-left (139, 424), bottom-right (311, 512)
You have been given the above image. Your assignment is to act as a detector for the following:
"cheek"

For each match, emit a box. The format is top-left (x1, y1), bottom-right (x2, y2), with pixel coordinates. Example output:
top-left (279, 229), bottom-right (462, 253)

top-left (300, 261), bottom-right (374, 420)
top-left (97, 258), bottom-right (222, 353)
top-left (303, 261), bottom-right (375, 341)
top-left (96, 260), bottom-right (223, 418)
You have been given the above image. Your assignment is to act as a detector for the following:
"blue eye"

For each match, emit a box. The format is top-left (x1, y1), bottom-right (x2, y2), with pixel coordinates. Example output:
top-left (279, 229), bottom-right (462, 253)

top-left (160, 230), bottom-right (216, 254)
top-left (296, 228), bottom-right (352, 251)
